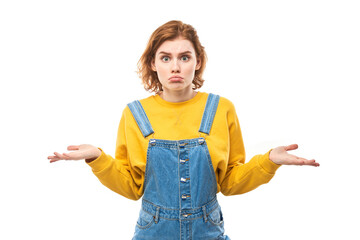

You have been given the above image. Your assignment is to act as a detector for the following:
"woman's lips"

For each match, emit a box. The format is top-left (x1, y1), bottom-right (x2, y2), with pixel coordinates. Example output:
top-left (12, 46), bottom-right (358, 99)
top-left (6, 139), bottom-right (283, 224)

top-left (169, 77), bottom-right (183, 82)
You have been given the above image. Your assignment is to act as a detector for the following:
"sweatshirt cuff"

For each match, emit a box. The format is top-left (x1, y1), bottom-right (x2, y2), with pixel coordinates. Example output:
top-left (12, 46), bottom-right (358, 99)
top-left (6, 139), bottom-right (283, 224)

top-left (86, 147), bottom-right (110, 172)
top-left (258, 149), bottom-right (281, 174)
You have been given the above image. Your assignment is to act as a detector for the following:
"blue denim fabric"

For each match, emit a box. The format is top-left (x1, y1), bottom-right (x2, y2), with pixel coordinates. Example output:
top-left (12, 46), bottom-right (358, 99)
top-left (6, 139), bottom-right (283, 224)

top-left (128, 93), bottom-right (230, 240)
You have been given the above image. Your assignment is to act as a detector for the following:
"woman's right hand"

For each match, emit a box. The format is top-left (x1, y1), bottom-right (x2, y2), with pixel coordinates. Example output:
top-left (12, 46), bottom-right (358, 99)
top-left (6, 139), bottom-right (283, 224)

top-left (48, 144), bottom-right (101, 163)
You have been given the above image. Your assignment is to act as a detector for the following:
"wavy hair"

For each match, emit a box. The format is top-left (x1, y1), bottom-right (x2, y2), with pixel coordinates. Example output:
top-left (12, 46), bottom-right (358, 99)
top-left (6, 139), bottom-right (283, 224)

top-left (137, 20), bottom-right (207, 93)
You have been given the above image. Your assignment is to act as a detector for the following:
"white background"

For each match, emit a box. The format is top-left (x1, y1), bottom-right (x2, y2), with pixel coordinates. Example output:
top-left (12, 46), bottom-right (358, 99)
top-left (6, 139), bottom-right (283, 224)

top-left (1, 0), bottom-right (359, 239)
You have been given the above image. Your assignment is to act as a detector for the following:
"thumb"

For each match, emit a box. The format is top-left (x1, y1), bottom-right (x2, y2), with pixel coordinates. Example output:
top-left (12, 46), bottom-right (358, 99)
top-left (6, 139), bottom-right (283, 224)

top-left (67, 145), bottom-right (80, 151)
top-left (284, 144), bottom-right (298, 151)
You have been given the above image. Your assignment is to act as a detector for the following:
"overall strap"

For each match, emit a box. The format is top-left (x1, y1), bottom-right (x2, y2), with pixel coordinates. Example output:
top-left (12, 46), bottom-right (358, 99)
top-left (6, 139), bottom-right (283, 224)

top-left (198, 93), bottom-right (220, 135)
top-left (127, 100), bottom-right (154, 138)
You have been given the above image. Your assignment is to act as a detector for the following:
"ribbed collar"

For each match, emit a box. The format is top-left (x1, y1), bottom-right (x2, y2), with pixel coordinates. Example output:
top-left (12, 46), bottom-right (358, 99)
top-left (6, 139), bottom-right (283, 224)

top-left (153, 91), bottom-right (204, 108)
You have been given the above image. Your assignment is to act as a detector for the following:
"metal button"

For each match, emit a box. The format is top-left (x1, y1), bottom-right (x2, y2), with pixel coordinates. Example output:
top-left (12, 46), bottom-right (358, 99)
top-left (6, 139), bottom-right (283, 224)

top-left (179, 142), bottom-right (188, 147)
top-left (198, 138), bottom-right (205, 145)
top-left (180, 177), bottom-right (190, 183)
top-left (181, 194), bottom-right (190, 199)
top-left (180, 159), bottom-right (189, 164)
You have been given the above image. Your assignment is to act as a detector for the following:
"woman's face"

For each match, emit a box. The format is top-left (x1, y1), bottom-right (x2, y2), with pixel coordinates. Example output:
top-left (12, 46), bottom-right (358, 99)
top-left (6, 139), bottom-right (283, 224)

top-left (152, 37), bottom-right (201, 94)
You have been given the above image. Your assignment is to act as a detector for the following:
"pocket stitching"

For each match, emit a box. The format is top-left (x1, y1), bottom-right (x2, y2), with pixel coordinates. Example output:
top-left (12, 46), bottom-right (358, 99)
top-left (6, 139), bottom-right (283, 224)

top-left (136, 216), bottom-right (155, 229)
top-left (208, 216), bottom-right (224, 226)
top-left (136, 210), bottom-right (156, 230)
top-left (207, 207), bottom-right (224, 226)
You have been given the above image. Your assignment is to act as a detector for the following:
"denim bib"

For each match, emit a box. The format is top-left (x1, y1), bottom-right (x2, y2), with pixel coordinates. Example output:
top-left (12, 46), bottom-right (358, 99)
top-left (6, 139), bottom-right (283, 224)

top-left (128, 93), bottom-right (230, 240)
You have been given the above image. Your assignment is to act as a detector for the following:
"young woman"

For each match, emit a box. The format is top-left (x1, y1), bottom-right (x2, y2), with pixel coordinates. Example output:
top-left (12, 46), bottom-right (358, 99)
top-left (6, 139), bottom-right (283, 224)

top-left (48, 20), bottom-right (319, 240)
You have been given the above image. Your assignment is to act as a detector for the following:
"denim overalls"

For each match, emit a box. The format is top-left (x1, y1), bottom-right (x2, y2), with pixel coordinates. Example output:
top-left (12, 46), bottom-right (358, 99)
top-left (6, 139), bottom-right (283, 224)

top-left (128, 93), bottom-right (230, 240)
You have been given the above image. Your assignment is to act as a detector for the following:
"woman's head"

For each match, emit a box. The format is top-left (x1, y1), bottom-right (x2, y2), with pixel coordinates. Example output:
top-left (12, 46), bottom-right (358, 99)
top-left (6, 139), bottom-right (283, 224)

top-left (137, 20), bottom-right (207, 93)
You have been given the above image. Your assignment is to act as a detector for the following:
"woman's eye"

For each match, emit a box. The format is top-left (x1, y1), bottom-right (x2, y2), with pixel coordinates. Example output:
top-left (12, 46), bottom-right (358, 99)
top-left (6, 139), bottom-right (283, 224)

top-left (162, 56), bottom-right (170, 62)
top-left (181, 56), bottom-right (189, 61)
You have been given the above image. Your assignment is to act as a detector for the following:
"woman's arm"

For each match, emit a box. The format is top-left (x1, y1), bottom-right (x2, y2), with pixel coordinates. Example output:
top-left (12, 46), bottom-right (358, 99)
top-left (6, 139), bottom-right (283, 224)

top-left (48, 109), bottom-right (143, 200)
top-left (219, 101), bottom-right (318, 196)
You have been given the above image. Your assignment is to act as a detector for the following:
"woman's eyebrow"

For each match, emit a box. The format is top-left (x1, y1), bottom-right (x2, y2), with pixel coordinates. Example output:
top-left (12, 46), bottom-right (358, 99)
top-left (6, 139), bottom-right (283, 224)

top-left (158, 51), bottom-right (193, 55)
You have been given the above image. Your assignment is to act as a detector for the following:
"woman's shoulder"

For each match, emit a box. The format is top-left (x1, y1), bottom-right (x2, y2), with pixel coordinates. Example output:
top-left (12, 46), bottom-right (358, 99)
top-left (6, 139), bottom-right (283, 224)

top-left (196, 92), bottom-right (237, 114)
top-left (208, 92), bottom-right (236, 111)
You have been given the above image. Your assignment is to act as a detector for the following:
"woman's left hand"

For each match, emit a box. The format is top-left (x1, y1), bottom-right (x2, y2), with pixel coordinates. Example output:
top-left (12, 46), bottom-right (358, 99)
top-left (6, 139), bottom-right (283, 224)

top-left (269, 144), bottom-right (320, 167)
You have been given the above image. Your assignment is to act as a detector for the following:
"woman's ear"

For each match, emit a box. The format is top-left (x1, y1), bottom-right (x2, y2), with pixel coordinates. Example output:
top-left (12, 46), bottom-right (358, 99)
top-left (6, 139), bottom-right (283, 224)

top-left (151, 60), bottom-right (156, 72)
top-left (195, 58), bottom-right (201, 70)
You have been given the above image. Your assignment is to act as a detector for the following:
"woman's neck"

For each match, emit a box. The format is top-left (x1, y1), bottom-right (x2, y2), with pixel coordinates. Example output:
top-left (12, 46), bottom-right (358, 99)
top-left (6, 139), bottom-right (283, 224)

top-left (158, 89), bottom-right (197, 103)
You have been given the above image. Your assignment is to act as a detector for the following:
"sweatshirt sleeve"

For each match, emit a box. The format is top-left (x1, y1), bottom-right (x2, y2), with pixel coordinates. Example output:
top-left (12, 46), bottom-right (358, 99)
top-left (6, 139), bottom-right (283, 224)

top-left (86, 108), bottom-right (143, 200)
top-left (220, 101), bottom-right (281, 196)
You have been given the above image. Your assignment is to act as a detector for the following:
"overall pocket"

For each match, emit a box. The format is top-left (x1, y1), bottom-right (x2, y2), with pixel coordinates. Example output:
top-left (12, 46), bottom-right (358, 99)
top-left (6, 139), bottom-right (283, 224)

top-left (208, 205), bottom-right (224, 226)
top-left (136, 209), bottom-right (155, 229)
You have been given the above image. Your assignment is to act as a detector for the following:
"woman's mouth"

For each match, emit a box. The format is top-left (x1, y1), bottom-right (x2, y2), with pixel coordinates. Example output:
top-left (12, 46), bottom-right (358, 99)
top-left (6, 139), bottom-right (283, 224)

top-left (169, 76), bottom-right (183, 82)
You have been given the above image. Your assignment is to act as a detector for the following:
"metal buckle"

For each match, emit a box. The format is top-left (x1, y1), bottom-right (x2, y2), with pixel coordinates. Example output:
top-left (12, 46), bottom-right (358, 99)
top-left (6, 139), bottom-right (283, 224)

top-left (149, 139), bottom-right (156, 146)
top-left (198, 133), bottom-right (207, 144)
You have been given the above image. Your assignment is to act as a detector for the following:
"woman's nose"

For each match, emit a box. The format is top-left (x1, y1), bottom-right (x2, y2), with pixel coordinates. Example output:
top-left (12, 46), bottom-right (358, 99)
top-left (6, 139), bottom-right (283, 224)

top-left (171, 59), bottom-right (180, 73)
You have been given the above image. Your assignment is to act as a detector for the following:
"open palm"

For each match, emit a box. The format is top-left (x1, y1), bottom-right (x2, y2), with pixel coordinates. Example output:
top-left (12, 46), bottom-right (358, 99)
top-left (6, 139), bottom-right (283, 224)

top-left (269, 144), bottom-right (319, 167)
top-left (48, 144), bottom-right (101, 163)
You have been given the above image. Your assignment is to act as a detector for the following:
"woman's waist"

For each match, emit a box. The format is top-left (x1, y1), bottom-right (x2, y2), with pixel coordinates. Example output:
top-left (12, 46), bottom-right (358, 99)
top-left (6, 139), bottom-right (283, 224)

top-left (140, 195), bottom-right (219, 220)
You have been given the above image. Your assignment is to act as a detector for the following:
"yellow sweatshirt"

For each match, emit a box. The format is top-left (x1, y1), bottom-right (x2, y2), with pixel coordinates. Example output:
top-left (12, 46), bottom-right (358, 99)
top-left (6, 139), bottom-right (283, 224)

top-left (87, 92), bottom-right (281, 200)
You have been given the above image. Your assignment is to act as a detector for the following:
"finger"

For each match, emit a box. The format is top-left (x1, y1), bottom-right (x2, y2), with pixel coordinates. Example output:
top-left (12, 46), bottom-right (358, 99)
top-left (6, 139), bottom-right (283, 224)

top-left (48, 155), bottom-right (61, 163)
top-left (279, 154), bottom-right (306, 165)
top-left (302, 159), bottom-right (320, 167)
top-left (291, 157), bottom-right (318, 166)
top-left (47, 155), bottom-right (59, 160)
top-left (286, 156), bottom-right (305, 165)
top-left (54, 152), bottom-right (65, 160)
top-left (284, 144), bottom-right (298, 151)
top-left (67, 145), bottom-right (80, 151)
top-left (50, 158), bottom-right (60, 163)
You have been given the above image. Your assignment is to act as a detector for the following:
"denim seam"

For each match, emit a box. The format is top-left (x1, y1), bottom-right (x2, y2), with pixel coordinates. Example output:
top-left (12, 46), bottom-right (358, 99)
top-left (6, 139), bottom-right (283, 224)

top-left (136, 211), bottom-right (155, 230)
top-left (141, 197), bottom-right (218, 220)
top-left (187, 151), bottom-right (193, 209)
top-left (177, 142), bottom-right (182, 223)
top-left (128, 102), bottom-right (146, 137)
top-left (208, 217), bottom-right (224, 226)
top-left (127, 101), bottom-right (154, 138)
top-left (199, 93), bottom-right (220, 135)
top-left (135, 100), bottom-right (154, 137)
top-left (207, 94), bottom-right (220, 134)
top-left (140, 209), bottom-right (207, 221)
top-left (199, 93), bottom-right (213, 134)
top-left (143, 142), bottom-right (152, 190)
top-left (202, 142), bottom-right (218, 200)
top-left (189, 220), bottom-right (193, 240)
top-left (143, 197), bottom-right (217, 212)
top-left (207, 206), bottom-right (224, 226)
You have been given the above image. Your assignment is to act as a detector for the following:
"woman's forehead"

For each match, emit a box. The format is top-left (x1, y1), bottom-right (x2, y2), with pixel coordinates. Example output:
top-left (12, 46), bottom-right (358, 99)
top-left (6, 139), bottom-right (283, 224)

top-left (156, 38), bottom-right (195, 55)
